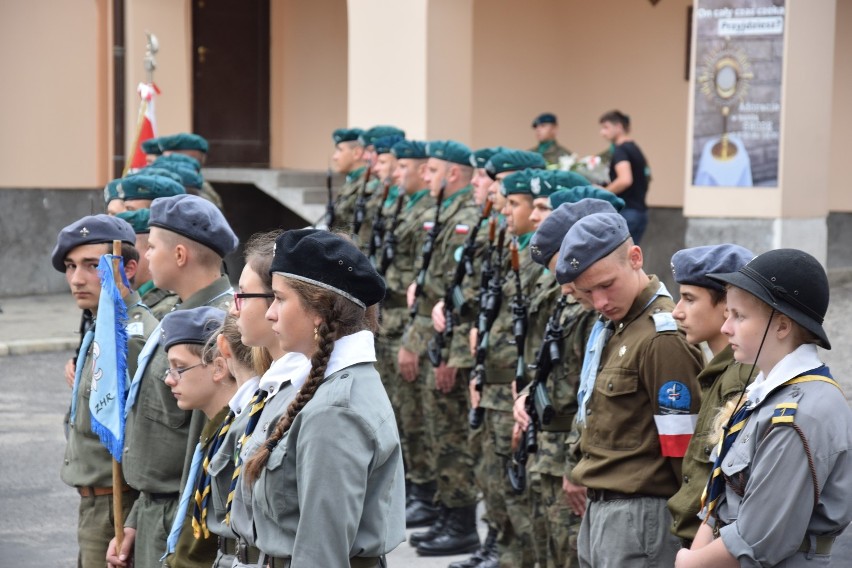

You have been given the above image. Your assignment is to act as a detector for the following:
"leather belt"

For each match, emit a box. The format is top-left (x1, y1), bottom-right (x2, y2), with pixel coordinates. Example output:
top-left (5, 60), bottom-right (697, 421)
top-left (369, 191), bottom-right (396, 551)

top-left (148, 491), bottom-right (180, 501)
top-left (797, 535), bottom-right (834, 555)
top-left (218, 537), bottom-right (238, 556)
top-left (267, 556), bottom-right (380, 568)
top-left (586, 488), bottom-right (651, 502)
top-left (77, 484), bottom-right (133, 498)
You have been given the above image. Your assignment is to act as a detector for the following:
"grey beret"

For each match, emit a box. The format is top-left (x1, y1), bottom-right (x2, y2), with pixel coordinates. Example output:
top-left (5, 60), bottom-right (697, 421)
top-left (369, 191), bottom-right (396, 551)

top-left (149, 194), bottom-right (238, 257)
top-left (530, 199), bottom-right (618, 267)
top-left (555, 212), bottom-right (630, 284)
top-left (671, 244), bottom-right (754, 292)
top-left (51, 214), bottom-right (136, 272)
top-left (161, 306), bottom-right (225, 352)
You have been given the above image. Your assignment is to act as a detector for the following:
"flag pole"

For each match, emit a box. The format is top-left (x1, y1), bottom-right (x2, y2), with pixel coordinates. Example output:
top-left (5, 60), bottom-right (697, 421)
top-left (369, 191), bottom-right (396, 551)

top-left (123, 32), bottom-right (159, 175)
top-left (111, 240), bottom-right (130, 550)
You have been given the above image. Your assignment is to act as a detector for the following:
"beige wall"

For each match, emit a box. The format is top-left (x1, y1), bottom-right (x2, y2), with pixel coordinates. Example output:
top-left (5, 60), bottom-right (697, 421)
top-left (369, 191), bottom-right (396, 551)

top-left (829, 0), bottom-right (852, 212)
top-left (0, 0), bottom-right (109, 188)
top-left (471, 0), bottom-right (691, 208)
top-left (272, 0), bottom-right (348, 169)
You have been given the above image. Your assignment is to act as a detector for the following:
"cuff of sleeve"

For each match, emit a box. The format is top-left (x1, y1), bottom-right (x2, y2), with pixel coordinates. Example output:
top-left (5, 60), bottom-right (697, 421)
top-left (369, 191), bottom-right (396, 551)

top-left (720, 522), bottom-right (754, 564)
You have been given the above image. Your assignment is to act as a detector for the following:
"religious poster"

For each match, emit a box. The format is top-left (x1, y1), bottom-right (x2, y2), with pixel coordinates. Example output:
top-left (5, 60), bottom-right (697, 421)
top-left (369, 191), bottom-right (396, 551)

top-left (691, 0), bottom-right (785, 188)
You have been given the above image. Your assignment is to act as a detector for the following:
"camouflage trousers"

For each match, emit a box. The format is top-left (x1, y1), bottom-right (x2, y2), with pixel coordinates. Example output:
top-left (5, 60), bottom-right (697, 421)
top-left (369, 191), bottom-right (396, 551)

top-left (481, 407), bottom-right (536, 568)
top-left (375, 334), bottom-right (402, 428)
top-left (394, 350), bottom-right (436, 485)
top-left (424, 366), bottom-right (478, 508)
top-left (529, 472), bottom-right (580, 568)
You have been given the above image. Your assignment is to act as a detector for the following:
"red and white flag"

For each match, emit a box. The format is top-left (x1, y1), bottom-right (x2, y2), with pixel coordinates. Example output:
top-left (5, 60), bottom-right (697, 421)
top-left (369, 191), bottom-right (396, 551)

top-left (126, 82), bottom-right (160, 173)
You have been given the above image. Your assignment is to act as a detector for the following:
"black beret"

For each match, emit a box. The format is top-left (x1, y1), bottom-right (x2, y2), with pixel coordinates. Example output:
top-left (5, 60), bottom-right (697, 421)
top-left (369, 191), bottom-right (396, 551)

top-left (555, 212), bottom-right (630, 284)
top-left (270, 229), bottom-right (386, 308)
top-left (161, 306), bottom-right (225, 352)
top-left (51, 214), bottom-right (136, 272)
top-left (671, 244), bottom-right (753, 292)
top-left (149, 194), bottom-right (238, 257)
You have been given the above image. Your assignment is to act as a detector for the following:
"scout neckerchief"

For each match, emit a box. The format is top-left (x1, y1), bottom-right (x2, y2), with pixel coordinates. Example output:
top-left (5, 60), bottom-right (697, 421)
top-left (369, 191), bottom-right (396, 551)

top-left (192, 409), bottom-right (235, 539)
top-left (225, 389), bottom-right (269, 524)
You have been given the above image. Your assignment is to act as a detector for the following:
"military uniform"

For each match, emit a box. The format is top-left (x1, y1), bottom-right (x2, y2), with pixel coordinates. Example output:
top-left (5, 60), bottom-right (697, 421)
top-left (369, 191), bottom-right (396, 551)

top-left (530, 141), bottom-right (572, 168)
top-left (137, 280), bottom-right (178, 320)
top-left (667, 345), bottom-right (751, 541)
top-left (332, 166), bottom-right (368, 235)
top-left (61, 291), bottom-right (156, 568)
top-left (198, 180), bottom-right (224, 211)
top-left (122, 277), bottom-right (232, 567)
top-left (572, 276), bottom-right (704, 567)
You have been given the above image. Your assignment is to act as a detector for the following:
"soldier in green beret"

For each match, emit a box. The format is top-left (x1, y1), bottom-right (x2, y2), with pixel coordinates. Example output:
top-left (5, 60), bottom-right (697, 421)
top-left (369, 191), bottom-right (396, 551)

top-left (330, 127), bottom-right (368, 234)
top-left (105, 179), bottom-right (128, 215)
top-left (151, 134), bottom-right (225, 211)
top-left (529, 113), bottom-right (573, 168)
top-left (485, 150), bottom-right (547, 212)
top-left (470, 147), bottom-right (504, 207)
top-left (359, 125), bottom-right (406, 166)
top-left (119, 175), bottom-right (186, 212)
top-left (356, 134), bottom-right (406, 252)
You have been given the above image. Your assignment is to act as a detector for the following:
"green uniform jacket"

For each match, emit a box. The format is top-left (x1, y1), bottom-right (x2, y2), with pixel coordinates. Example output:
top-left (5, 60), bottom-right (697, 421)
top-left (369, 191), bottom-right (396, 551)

top-left (165, 406), bottom-right (231, 568)
top-left (332, 166), bottom-right (367, 234)
top-left (61, 291), bottom-right (158, 488)
top-left (571, 276), bottom-right (704, 497)
top-left (124, 276), bottom-right (233, 512)
top-left (139, 282), bottom-right (179, 321)
top-left (667, 346), bottom-right (751, 540)
top-left (530, 140), bottom-right (572, 167)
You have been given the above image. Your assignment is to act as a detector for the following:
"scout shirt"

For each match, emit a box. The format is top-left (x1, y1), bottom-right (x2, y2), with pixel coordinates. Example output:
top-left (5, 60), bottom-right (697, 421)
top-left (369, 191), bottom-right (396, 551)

top-left (164, 406), bottom-right (231, 568)
top-left (571, 276), bottom-right (704, 497)
top-left (123, 276), bottom-right (233, 511)
top-left (530, 141), bottom-right (572, 168)
top-left (332, 166), bottom-right (367, 234)
top-left (137, 280), bottom-right (179, 320)
top-left (61, 291), bottom-right (157, 489)
top-left (667, 345), bottom-right (751, 540)
top-left (382, 189), bottom-right (435, 338)
top-left (251, 331), bottom-right (406, 564)
top-left (708, 345), bottom-right (852, 566)
top-left (480, 233), bottom-right (543, 412)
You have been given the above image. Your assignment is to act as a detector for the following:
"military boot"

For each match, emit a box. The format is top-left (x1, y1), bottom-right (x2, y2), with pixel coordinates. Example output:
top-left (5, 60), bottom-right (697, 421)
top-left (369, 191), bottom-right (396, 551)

top-left (447, 526), bottom-right (498, 568)
top-left (409, 504), bottom-right (448, 547)
top-left (415, 504), bottom-right (480, 556)
top-left (406, 481), bottom-right (440, 528)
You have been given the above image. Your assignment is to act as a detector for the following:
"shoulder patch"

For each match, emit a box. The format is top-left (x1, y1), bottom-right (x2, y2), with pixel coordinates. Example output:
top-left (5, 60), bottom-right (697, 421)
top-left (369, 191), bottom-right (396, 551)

top-left (652, 312), bottom-right (678, 332)
top-left (125, 321), bottom-right (144, 337)
top-left (771, 402), bottom-right (797, 425)
top-left (658, 381), bottom-right (691, 415)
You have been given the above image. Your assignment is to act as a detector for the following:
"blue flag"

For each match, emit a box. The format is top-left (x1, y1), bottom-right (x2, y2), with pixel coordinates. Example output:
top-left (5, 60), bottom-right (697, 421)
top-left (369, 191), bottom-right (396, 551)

top-left (89, 255), bottom-right (131, 461)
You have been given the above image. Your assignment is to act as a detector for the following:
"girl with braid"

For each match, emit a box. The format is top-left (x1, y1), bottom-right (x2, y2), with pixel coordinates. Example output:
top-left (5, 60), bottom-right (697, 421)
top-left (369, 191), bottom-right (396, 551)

top-left (244, 229), bottom-right (406, 567)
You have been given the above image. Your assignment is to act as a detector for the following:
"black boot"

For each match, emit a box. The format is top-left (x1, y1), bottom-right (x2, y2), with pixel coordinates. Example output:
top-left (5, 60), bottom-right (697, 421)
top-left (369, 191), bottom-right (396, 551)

top-left (406, 481), bottom-right (440, 528)
top-left (408, 504), bottom-right (448, 547)
top-left (447, 526), bottom-right (497, 568)
top-left (415, 504), bottom-right (480, 556)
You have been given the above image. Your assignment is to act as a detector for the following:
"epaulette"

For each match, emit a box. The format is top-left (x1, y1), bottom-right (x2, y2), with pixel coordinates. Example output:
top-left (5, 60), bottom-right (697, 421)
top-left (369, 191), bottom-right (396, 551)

top-left (652, 312), bottom-right (678, 333)
top-left (771, 402), bottom-right (797, 425)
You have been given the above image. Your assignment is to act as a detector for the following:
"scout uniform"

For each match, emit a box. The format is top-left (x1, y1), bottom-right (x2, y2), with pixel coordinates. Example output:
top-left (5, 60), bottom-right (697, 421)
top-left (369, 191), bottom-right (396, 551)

top-left (115, 209), bottom-right (179, 320)
top-left (158, 306), bottom-right (228, 568)
top-left (555, 212), bottom-right (704, 568)
top-left (383, 140), bottom-right (440, 526)
top-left (404, 141), bottom-right (481, 557)
top-left (122, 195), bottom-right (237, 567)
top-left (51, 215), bottom-right (158, 568)
top-left (250, 230), bottom-right (405, 567)
top-left (699, 249), bottom-right (852, 566)
top-left (529, 113), bottom-right (572, 168)
top-left (330, 127), bottom-right (367, 233)
top-left (665, 244), bottom-right (754, 542)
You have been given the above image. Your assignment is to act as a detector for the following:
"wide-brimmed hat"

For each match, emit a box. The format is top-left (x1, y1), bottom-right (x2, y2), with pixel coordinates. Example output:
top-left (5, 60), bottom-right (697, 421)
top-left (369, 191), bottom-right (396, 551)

top-left (708, 248), bottom-right (830, 349)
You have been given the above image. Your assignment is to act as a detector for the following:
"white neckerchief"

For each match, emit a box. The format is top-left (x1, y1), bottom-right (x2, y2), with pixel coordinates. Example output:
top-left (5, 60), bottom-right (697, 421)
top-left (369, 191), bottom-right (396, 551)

top-left (745, 344), bottom-right (823, 408)
top-left (229, 376), bottom-right (260, 415)
top-left (259, 352), bottom-right (312, 398)
top-left (324, 330), bottom-right (377, 378)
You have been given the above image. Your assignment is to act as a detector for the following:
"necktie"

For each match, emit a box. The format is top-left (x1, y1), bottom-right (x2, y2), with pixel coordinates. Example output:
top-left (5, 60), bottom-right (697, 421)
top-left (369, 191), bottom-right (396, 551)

top-left (575, 319), bottom-right (614, 425)
top-left (70, 328), bottom-right (95, 423)
top-left (191, 411), bottom-right (235, 539)
top-left (225, 389), bottom-right (269, 524)
top-left (125, 322), bottom-right (162, 416)
top-left (164, 442), bottom-right (203, 559)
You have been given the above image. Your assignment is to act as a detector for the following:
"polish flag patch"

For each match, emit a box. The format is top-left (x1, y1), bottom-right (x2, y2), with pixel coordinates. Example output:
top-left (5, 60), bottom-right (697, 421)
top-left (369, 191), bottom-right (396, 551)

top-left (423, 221), bottom-right (435, 231)
top-left (454, 224), bottom-right (470, 235)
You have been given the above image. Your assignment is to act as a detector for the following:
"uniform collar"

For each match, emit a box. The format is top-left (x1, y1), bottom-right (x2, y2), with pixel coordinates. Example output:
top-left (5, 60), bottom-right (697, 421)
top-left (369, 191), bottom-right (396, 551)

top-left (615, 274), bottom-right (666, 326)
top-left (536, 140), bottom-right (555, 153)
top-left (200, 406), bottom-right (231, 445)
top-left (406, 189), bottom-right (430, 210)
top-left (177, 275), bottom-right (233, 310)
top-left (441, 186), bottom-right (472, 209)
top-left (745, 344), bottom-right (823, 408)
top-left (516, 232), bottom-right (534, 251)
top-left (346, 166), bottom-right (367, 184)
top-left (229, 376), bottom-right (260, 414)
top-left (260, 352), bottom-right (312, 396)
top-left (325, 330), bottom-right (377, 378)
top-left (136, 280), bottom-right (155, 297)
top-left (697, 345), bottom-right (736, 389)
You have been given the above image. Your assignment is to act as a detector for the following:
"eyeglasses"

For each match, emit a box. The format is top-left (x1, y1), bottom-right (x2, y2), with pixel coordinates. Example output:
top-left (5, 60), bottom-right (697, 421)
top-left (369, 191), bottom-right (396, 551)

top-left (164, 362), bottom-right (205, 382)
top-left (233, 292), bottom-right (274, 311)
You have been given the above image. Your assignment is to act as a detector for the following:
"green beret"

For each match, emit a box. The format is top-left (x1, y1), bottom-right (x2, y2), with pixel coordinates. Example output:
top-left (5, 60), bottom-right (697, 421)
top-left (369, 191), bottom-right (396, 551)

top-left (470, 146), bottom-right (506, 169)
top-left (391, 140), bottom-right (428, 160)
top-left (156, 133), bottom-right (209, 153)
top-left (120, 175), bottom-right (186, 202)
top-left (153, 153), bottom-right (202, 172)
top-left (141, 138), bottom-right (163, 155)
top-left (549, 186), bottom-right (625, 211)
top-left (147, 162), bottom-right (204, 188)
top-left (131, 167), bottom-right (183, 185)
top-left (426, 140), bottom-right (473, 166)
top-left (548, 170), bottom-right (591, 191)
top-left (332, 128), bottom-right (365, 144)
top-left (501, 168), bottom-right (551, 197)
top-left (116, 209), bottom-right (151, 234)
top-left (359, 125), bottom-right (406, 147)
top-left (485, 150), bottom-right (546, 179)
top-left (104, 179), bottom-right (123, 204)
top-left (528, 169), bottom-right (560, 199)
top-left (373, 135), bottom-right (405, 155)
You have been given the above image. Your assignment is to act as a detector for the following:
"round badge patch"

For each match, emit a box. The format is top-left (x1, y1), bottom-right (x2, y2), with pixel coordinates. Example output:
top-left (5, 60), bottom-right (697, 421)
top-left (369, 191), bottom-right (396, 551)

top-left (658, 381), bottom-right (691, 415)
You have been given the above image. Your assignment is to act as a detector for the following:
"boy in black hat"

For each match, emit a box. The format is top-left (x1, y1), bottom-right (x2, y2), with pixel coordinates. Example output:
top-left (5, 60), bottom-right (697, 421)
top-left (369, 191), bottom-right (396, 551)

top-left (52, 214), bottom-right (159, 568)
top-left (677, 249), bottom-right (852, 567)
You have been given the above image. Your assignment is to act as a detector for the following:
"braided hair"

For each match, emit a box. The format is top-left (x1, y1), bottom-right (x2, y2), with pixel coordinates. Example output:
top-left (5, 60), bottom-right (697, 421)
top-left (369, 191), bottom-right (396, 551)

top-left (243, 276), bottom-right (379, 483)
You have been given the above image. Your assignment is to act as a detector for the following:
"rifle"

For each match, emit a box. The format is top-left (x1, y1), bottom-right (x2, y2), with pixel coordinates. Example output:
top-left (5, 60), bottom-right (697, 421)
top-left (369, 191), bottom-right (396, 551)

top-left (324, 167), bottom-right (336, 229)
top-left (408, 182), bottom-right (446, 325)
top-left (468, 222), bottom-right (507, 429)
top-left (367, 181), bottom-right (392, 267)
top-left (378, 191), bottom-right (406, 276)
top-left (427, 200), bottom-right (493, 368)
top-left (351, 162), bottom-right (373, 237)
top-left (507, 294), bottom-right (570, 494)
top-left (508, 238), bottom-right (529, 394)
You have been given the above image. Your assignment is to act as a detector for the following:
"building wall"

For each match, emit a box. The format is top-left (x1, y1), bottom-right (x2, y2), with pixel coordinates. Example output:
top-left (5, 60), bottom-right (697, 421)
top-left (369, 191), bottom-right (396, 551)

top-left (829, 0), bottom-right (852, 213)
